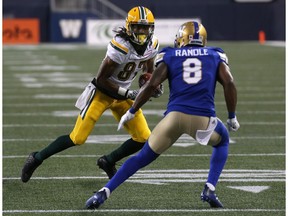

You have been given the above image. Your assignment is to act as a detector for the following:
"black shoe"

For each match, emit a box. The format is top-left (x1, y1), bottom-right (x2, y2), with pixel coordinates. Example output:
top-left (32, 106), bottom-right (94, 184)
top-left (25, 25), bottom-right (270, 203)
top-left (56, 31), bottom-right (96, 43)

top-left (200, 184), bottom-right (224, 208)
top-left (21, 152), bottom-right (42, 183)
top-left (97, 156), bottom-right (117, 179)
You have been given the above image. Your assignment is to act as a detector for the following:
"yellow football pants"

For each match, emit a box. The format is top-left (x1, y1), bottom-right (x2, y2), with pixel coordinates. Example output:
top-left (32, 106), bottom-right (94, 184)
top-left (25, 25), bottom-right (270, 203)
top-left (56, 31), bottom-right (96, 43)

top-left (70, 89), bottom-right (151, 145)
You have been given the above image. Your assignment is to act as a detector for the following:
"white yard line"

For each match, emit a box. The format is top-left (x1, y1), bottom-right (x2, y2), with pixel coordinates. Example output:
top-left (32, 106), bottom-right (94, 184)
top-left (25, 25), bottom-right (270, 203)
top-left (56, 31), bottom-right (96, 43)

top-left (3, 121), bottom-right (285, 127)
top-left (2, 110), bottom-right (285, 116)
top-left (2, 101), bottom-right (285, 106)
top-left (2, 135), bottom-right (285, 142)
top-left (3, 208), bottom-right (285, 214)
top-left (3, 153), bottom-right (285, 159)
top-left (3, 177), bottom-right (285, 182)
top-left (3, 169), bottom-right (285, 181)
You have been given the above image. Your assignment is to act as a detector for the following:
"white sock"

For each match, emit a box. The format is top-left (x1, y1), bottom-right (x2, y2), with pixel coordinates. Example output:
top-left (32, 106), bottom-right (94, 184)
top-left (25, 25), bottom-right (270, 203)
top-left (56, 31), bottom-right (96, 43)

top-left (100, 187), bottom-right (111, 198)
top-left (206, 182), bottom-right (215, 191)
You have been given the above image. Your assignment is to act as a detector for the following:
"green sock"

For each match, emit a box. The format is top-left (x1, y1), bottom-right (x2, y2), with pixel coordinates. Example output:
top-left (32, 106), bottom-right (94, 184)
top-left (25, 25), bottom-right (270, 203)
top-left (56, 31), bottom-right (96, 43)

top-left (35, 135), bottom-right (75, 162)
top-left (106, 138), bottom-right (145, 164)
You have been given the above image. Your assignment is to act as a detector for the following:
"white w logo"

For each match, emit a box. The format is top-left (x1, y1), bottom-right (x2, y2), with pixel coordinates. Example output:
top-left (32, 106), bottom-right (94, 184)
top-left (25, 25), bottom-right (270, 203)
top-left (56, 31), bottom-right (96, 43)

top-left (59, 19), bottom-right (82, 38)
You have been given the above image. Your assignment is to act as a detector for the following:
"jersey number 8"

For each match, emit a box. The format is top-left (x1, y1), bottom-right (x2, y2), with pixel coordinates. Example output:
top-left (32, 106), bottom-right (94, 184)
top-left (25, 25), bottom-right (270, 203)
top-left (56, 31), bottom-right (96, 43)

top-left (183, 58), bottom-right (202, 84)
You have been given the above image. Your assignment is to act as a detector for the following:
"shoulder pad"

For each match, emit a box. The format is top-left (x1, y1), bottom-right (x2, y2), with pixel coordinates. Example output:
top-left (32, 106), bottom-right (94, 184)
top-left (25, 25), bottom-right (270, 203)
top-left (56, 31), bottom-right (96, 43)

top-left (109, 37), bottom-right (129, 55)
top-left (151, 36), bottom-right (159, 50)
top-left (159, 46), bottom-right (173, 53)
top-left (217, 51), bottom-right (228, 64)
top-left (155, 46), bottom-right (172, 66)
top-left (208, 46), bottom-right (228, 64)
top-left (208, 46), bottom-right (225, 53)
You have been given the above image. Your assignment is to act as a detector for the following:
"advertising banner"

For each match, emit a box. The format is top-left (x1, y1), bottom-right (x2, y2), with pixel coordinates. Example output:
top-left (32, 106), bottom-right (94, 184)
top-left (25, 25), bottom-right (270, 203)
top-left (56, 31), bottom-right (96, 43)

top-left (50, 13), bottom-right (97, 43)
top-left (3, 19), bottom-right (40, 44)
top-left (87, 18), bottom-right (201, 46)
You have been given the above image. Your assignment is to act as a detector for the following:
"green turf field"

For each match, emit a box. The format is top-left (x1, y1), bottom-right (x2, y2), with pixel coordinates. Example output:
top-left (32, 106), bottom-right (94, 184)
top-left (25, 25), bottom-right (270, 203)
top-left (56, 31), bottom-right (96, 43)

top-left (3, 42), bottom-right (285, 216)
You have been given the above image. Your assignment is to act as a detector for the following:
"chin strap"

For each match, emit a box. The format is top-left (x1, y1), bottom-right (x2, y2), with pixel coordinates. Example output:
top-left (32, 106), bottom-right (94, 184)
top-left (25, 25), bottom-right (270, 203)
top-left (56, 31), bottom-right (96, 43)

top-left (130, 39), bottom-right (149, 56)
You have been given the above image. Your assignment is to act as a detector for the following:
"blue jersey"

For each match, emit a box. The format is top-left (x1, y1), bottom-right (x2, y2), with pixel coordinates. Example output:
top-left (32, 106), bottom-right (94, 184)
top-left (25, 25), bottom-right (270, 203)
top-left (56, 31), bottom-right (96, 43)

top-left (156, 46), bottom-right (228, 117)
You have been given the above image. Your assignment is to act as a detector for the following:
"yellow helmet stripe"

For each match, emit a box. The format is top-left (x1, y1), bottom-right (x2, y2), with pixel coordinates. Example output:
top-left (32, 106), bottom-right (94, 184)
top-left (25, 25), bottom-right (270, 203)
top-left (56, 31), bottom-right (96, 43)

top-left (110, 39), bottom-right (129, 55)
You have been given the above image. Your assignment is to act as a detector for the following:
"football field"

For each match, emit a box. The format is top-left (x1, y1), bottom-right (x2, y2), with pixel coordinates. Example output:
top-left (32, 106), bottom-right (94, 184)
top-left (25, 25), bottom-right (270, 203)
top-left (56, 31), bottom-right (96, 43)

top-left (3, 42), bottom-right (285, 216)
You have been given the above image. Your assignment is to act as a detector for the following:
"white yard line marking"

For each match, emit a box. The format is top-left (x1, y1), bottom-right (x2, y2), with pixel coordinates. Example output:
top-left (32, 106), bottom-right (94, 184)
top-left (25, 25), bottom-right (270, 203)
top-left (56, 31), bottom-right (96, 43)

top-left (10, 65), bottom-right (80, 71)
top-left (3, 110), bottom-right (285, 116)
top-left (3, 177), bottom-right (285, 183)
top-left (34, 94), bottom-right (80, 99)
top-left (3, 101), bottom-right (285, 106)
top-left (3, 121), bottom-right (284, 127)
top-left (2, 209), bottom-right (285, 213)
top-left (3, 123), bottom-right (115, 127)
top-left (2, 135), bottom-right (285, 143)
top-left (4, 103), bottom-right (73, 106)
top-left (231, 136), bottom-right (285, 140)
top-left (3, 169), bottom-right (285, 183)
top-left (3, 153), bottom-right (285, 159)
top-left (227, 186), bottom-right (270, 193)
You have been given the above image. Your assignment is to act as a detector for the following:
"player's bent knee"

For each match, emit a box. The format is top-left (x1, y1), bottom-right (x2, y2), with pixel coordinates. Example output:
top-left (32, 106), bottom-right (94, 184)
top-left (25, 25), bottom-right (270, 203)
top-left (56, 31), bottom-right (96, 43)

top-left (69, 134), bottom-right (86, 145)
top-left (131, 131), bottom-right (150, 143)
top-left (133, 137), bottom-right (148, 143)
top-left (214, 120), bottom-right (229, 146)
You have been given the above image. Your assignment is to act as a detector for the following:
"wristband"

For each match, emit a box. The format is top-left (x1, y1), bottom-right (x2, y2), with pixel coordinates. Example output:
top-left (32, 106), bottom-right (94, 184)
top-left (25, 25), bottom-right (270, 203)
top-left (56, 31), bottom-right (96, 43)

top-left (228, 112), bottom-right (236, 119)
top-left (129, 107), bottom-right (137, 114)
top-left (118, 87), bottom-right (128, 97)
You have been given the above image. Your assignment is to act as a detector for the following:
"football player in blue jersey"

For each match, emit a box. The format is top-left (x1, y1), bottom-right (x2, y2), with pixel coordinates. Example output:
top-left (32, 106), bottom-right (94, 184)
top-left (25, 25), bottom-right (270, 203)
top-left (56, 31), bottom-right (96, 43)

top-left (85, 21), bottom-right (240, 209)
top-left (21, 6), bottom-right (163, 183)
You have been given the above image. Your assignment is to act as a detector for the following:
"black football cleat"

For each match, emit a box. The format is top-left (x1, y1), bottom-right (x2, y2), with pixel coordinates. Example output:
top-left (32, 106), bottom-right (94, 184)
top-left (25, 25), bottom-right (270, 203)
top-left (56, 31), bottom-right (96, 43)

top-left (200, 184), bottom-right (224, 208)
top-left (21, 152), bottom-right (42, 183)
top-left (97, 156), bottom-right (117, 179)
top-left (86, 188), bottom-right (108, 209)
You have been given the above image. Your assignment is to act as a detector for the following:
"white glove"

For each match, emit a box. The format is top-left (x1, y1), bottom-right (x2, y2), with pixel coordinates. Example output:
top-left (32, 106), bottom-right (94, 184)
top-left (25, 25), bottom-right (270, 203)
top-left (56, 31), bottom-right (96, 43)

top-left (227, 117), bottom-right (240, 132)
top-left (126, 89), bottom-right (139, 100)
top-left (117, 109), bottom-right (136, 131)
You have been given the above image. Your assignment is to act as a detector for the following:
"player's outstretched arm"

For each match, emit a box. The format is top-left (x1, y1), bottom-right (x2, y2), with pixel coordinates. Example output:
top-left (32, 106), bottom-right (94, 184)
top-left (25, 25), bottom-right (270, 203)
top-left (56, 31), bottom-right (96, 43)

top-left (117, 63), bottom-right (168, 130)
top-left (133, 62), bottom-right (168, 110)
top-left (217, 62), bottom-right (240, 131)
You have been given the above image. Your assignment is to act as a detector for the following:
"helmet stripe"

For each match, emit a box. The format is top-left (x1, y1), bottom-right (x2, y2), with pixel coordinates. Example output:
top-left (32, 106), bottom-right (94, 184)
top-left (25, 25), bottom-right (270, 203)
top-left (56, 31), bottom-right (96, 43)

top-left (138, 6), bottom-right (146, 20)
top-left (193, 21), bottom-right (199, 39)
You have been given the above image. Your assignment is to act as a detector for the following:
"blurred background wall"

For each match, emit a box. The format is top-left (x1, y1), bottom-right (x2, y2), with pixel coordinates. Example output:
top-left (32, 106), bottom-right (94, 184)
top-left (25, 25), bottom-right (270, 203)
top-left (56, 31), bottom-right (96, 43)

top-left (3, 0), bottom-right (285, 44)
